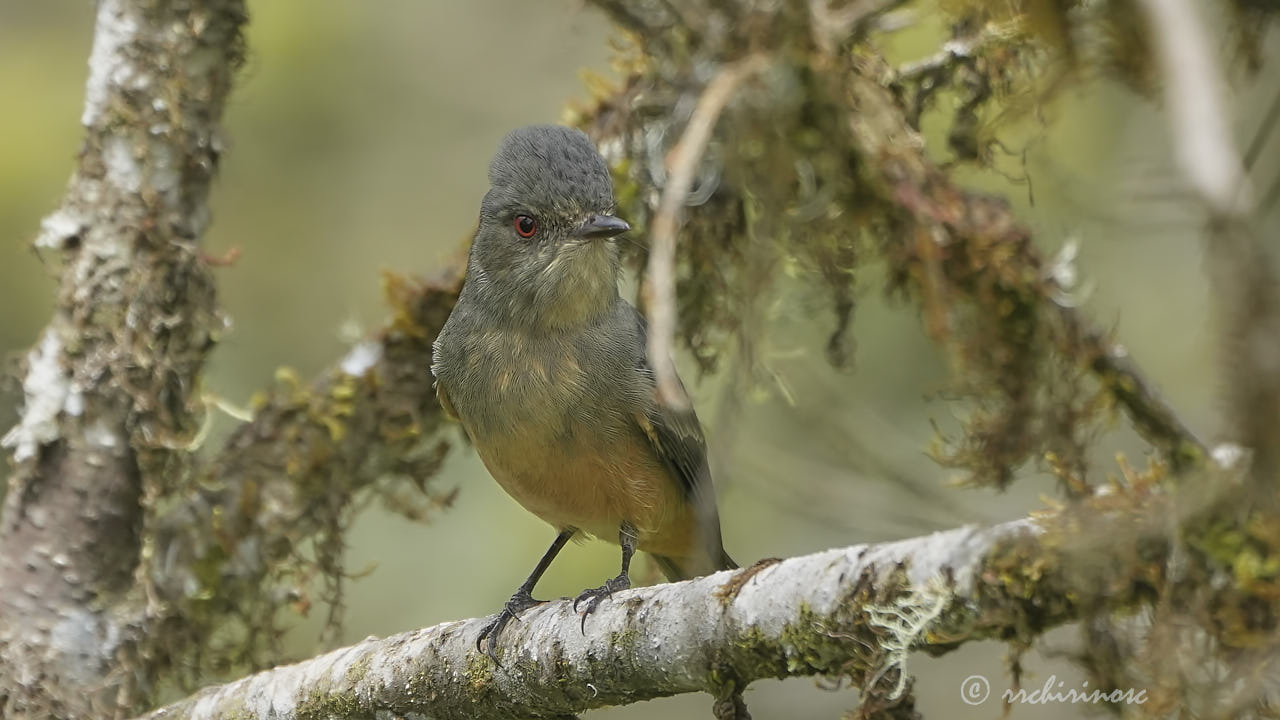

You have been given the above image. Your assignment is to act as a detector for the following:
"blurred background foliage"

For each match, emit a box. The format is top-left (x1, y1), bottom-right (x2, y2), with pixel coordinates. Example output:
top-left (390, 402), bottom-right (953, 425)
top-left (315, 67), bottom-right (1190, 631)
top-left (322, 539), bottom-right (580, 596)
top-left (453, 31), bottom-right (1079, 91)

top-left (1, 1), bottom-right (1276, 717)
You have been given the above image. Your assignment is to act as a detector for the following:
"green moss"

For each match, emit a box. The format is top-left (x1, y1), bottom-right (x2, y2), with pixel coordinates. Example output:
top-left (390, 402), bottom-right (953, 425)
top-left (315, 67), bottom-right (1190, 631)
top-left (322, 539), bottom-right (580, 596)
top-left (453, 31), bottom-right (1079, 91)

top-left (345, 653), bottom-right (374, 687)
top-left (294, 686), bottom-right (362, 720)
top-left (607, 626), bottom-right (643, 654)
top-left (977, 531), bottom-right (1074, 639)
top-left (211, 699), bottom-right (258, 720)
top-left (464, 652), bottom-right (495, 692)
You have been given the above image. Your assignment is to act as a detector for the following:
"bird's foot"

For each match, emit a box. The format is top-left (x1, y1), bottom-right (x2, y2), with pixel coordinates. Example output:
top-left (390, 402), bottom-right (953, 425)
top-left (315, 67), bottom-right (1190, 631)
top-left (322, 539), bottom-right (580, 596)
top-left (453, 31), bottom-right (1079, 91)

top-left (572, 573), bottom-right (631, 633)
top-left (476, 588), bottom-right (545, 664)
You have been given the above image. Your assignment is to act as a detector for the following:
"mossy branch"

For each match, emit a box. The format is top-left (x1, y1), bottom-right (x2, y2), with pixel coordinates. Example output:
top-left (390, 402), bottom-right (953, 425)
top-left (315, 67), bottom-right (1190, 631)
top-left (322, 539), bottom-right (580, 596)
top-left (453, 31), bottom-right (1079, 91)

top-left (836, 65), bottom-right (1210, 476)
top-left (138, 506), bottom-right (1166, 720)
top-left (145, 270), bottom-right (464, 673)
top-left (577, 0), bottom-right (1209, 489)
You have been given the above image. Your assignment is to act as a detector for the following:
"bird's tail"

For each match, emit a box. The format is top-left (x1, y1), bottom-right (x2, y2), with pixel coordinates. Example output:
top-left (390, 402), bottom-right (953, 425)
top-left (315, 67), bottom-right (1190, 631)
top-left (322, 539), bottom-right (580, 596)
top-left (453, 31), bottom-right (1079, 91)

top-left (652, 549), bottom-right (738, 582)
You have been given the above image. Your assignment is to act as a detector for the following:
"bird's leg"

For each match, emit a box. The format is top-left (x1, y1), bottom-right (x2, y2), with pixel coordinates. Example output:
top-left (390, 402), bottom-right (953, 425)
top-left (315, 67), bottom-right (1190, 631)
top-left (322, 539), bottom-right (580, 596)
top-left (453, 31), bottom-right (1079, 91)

top-left (477, 528), bottom-right (574, 664)
top-left (573, 521), bottom-right (637, 632)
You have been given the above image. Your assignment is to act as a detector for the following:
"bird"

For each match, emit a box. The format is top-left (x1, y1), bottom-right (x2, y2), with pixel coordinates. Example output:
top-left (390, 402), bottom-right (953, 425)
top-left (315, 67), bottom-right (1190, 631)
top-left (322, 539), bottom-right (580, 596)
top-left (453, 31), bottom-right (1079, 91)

top-left (431, 124), bottom-right (736, 662)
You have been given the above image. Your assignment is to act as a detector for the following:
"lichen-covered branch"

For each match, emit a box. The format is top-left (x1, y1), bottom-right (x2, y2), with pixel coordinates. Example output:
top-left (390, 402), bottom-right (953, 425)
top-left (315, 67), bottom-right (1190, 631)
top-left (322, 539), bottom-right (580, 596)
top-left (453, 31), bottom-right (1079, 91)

top-left (0, 0), bottom-right (245, 716)
top-left (837, 63), bottom-right (1210, 477)
top-left (578, 0), bottom-right (1209, 490)
top-left (146, 271), bottom-right (463, 671)
top-left (139, 505), bottom-right (1169, 720)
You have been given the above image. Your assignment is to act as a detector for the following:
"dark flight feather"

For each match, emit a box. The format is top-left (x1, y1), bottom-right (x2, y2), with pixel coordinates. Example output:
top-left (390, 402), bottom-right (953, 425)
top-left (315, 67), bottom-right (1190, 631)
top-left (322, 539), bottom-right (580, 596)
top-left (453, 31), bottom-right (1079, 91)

top-left (629, 307), bottom-right (737, 580)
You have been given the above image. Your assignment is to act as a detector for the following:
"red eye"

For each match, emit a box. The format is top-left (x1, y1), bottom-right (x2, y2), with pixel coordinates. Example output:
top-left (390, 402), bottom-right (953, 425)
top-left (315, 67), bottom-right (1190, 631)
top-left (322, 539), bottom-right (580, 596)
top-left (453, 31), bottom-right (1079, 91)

top-left (514, 215), bottom-right (538, 238)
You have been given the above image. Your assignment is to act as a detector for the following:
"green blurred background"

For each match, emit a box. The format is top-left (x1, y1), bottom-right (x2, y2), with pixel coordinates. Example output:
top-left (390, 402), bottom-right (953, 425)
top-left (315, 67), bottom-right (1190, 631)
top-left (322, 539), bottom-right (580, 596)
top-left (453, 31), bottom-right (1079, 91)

top-left (2, 2), bottom-right (1275, 718)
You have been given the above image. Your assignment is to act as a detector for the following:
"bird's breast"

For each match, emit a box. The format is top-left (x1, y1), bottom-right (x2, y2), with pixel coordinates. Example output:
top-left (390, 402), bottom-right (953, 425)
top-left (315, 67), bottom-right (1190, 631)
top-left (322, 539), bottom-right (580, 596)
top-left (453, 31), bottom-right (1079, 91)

top-left (446, 327), bottom-right (590, 437)
top-left (434, 319), bottom-right (692, 550)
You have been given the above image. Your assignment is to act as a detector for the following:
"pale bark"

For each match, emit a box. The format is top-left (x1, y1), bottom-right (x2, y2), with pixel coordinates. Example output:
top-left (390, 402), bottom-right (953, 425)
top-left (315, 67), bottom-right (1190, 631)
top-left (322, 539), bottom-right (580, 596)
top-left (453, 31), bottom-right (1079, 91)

top-left (0, 0), bottom-right (245, 716)
top-left (137, 517), bottom-right (1136, 720)
top-left (1139, 0), bottom-right (1280, 490)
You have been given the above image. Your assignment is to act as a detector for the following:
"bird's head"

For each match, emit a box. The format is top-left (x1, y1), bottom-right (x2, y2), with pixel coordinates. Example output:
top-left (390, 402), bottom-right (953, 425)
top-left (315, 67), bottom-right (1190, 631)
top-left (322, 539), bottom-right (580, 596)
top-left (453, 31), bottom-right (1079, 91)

top-left (466, 125), bottom-right (631, 329)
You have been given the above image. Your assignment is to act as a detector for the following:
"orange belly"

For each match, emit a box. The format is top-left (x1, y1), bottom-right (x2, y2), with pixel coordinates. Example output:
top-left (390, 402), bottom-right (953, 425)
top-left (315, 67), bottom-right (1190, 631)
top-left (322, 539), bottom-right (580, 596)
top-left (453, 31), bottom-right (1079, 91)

top-left (473, 428), bottom-right (697, 558)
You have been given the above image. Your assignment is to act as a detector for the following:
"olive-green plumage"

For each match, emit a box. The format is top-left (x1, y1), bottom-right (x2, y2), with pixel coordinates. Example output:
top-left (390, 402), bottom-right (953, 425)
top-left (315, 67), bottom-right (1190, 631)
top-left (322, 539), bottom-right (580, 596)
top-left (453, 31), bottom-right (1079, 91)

top-left (430, 125), bottom-right (734, 658)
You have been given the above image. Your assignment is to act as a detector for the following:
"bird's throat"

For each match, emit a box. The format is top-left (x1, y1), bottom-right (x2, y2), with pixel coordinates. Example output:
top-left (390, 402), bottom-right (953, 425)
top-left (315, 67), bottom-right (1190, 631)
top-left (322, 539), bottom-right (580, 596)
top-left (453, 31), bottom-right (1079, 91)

top-left (526, 241), bottom-right (620, 331)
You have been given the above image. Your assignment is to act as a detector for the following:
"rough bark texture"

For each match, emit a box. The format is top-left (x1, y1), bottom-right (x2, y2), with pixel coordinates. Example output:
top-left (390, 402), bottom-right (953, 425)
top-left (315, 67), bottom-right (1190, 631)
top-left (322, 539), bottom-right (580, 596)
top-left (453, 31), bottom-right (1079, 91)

top-left (1, 5), bottom-right (469, 716)
top-left (135, 514), bottom-right (1152, 720)
top-left (0, 0), bottom-right (245, 716)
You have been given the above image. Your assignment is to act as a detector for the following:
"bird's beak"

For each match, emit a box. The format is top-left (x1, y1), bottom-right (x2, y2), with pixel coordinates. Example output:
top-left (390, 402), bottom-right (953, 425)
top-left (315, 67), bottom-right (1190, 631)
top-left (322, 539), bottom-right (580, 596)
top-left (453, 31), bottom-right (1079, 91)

top-left (575, 214), bottom-right (631, 240)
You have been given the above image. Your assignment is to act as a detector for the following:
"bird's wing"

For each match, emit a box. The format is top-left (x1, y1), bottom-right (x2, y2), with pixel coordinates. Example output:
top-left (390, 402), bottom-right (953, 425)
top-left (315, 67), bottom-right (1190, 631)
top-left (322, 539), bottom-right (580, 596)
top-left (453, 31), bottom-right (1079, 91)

top-left (634, 403), bottom-right (708, 502)
top-left (628, 306), bottom-right (734, 575)
top-left (627, 306), bottom-right (708, 498)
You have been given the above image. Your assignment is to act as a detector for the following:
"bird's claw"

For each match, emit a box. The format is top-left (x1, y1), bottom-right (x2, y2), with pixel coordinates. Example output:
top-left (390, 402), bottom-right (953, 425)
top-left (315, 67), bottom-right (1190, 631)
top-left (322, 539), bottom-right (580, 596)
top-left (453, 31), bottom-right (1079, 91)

top-left (573, 574), bottom-right (630, 633)
top-left (476, 589), bottom-right (544, 664)
top-left (475, 610), bottom-right (514, 664)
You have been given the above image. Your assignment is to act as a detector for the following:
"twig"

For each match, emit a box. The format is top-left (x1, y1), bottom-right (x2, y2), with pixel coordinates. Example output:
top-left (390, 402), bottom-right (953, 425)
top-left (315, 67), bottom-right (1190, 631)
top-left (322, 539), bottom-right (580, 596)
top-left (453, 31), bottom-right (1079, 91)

top-left (1242, 88), bottom-right (1280, 173)
top-left (1056, 306), bottom-right (1208, 469)
top-left (893, 24), bottom-right (1009, 82)
top-left (644, 54), bottom-right (769, 408)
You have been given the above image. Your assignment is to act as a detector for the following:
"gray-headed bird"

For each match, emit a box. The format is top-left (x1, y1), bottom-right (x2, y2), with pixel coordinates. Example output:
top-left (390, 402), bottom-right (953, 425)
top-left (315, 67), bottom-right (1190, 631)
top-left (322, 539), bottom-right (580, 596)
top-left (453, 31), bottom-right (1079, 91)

top-left (431, 125), bottom-right (735, 661)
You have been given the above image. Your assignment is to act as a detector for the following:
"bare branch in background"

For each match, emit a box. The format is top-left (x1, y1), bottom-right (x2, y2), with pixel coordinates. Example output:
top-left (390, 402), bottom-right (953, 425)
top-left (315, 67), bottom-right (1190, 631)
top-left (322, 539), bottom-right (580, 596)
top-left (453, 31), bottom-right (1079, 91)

top-left (1138, 0), bottom-right (1251, 219)
top-left (1140, 0), bottom-right (1280, 488)
top-left (644, 54), bottom-right (768, 408)
top-left (808, 0), bottom-right (907, 54)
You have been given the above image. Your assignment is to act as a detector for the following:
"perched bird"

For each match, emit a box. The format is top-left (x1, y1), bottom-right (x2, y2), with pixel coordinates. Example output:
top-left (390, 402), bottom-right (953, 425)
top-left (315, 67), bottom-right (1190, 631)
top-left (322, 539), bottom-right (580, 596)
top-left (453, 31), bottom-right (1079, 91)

top-left (431, 125), bottom-right (735, 661)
